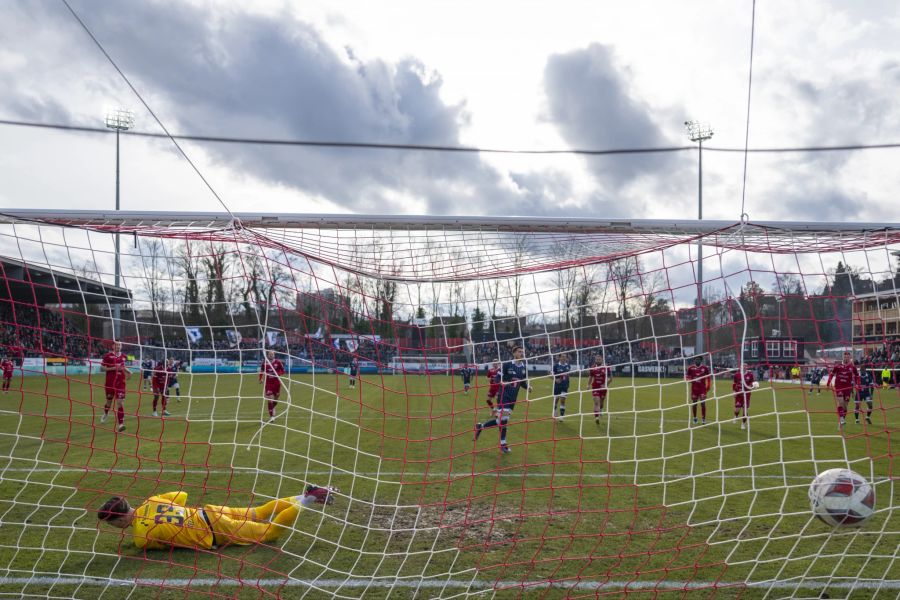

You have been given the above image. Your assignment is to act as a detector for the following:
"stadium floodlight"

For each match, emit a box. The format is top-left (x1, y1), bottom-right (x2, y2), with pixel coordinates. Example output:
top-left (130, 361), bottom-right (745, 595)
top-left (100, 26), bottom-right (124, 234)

top-left (685, 120), bottom-right (714, 143)
top-left (685, 120), bottom-right (714, 356)
top-left (105, 108), bottom-right (135, 132)
top-left (105, 108), bottom-right (134, 340)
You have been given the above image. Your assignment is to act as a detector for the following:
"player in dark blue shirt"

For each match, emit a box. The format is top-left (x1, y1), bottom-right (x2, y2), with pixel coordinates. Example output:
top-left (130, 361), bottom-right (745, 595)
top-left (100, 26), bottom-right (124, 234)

top-left (855, 363), bottom-right (874, 425)
top-left (552, 353), bottom-right (572, 420)
top-left (808, 367), bottom-right (823, 395)
top-left (166, 358), bottom-right (182, 402)
top-left (349, 358), bottom-right (359, 389)
top-left (460, 365), bottom-right (473, 393)
top-left (141, 359), bottom-right (153, 392)
top-left (474, 346), bottom-right (531, 454)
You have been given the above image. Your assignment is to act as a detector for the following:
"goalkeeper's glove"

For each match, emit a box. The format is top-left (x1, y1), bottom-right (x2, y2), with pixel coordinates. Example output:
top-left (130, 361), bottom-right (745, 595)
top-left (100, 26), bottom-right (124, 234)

top-left (299, 485), bottom-right (338, 507)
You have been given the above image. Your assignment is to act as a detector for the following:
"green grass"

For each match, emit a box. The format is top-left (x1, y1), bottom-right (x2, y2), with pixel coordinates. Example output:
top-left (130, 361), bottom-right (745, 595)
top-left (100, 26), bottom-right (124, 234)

top-left (0, 371), bottom-right (896, 599)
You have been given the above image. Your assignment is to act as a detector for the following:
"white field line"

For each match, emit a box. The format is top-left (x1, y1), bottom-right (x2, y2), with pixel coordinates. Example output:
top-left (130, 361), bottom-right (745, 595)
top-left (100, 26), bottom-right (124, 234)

top-left (0, 466), bottom-right (893, 484)
top-left (8, 409), bottom-right (840, 427)
top-left (0, 576), bottom-right (897, 591)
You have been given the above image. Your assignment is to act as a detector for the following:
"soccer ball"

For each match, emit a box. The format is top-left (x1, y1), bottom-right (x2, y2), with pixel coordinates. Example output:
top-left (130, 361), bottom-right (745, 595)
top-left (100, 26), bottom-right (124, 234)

top-left (751, 381), bottom-right (760, 389)
top-left (808, 468), bottom-right (875, 527)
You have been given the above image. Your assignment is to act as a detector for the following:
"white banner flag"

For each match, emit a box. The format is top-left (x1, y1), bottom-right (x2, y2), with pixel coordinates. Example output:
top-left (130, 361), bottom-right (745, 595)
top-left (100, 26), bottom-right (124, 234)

top-left (185, 327), bottom-right (203, 343)
top-left (265, 330), bottom-right (283, 347)
top-left (226, 330), bottom-right (243, 347)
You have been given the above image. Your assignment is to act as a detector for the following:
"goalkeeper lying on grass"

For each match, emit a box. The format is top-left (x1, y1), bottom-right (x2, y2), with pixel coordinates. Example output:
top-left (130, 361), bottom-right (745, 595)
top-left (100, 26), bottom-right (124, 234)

top-left (97, 485), bottom-right (337, 550)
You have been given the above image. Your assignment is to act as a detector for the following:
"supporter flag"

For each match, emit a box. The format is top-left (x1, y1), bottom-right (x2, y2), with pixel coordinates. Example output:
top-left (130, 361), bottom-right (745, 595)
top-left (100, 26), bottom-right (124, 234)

top-left (333, 338), bottom-right (342, 350)
top-left (346, 339), bottom-right (359, 353)
top-left (226, 330), bottom-right (242, 348)
top-left (185, 327), bottom-right (203, 343)
top-left (265, 330), bottom-right (283, 347)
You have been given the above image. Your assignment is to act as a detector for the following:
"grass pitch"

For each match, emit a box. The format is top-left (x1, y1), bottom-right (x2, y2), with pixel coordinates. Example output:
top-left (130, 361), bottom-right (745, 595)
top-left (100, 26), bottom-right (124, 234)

top-left (0, 370), bottom-right (896, 599)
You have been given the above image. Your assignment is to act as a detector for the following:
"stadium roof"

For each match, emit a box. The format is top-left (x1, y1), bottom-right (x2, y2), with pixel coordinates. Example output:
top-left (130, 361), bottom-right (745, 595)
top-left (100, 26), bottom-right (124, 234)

top-left (0, 256), bottom-right (131, 307)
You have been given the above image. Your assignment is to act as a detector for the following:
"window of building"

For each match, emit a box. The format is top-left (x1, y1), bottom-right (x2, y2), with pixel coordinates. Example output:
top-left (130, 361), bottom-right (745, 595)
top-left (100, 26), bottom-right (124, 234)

top-left (751, 341), bottom-right (758, 358)
top-left (783, 340), bottom-right (797, 357)
top-left (766, 340), bottom-right (780, 358)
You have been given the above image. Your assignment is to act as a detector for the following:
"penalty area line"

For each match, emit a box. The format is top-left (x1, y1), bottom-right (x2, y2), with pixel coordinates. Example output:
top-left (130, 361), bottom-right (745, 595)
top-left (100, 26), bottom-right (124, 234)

top-left (2, 466), bottom-right (887, 483)
top-left (0, 576), bottom-right (898, 591)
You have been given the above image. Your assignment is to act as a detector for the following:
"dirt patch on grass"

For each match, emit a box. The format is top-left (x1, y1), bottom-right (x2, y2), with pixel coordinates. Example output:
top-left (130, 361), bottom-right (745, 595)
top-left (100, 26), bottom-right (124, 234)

top-left (363, 502), bottom-right (521, 547)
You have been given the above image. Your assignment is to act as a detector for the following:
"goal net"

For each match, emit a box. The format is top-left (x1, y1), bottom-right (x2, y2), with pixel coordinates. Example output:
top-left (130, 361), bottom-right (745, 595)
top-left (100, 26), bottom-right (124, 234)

top-left (0, 209), bottom-right (896, 599)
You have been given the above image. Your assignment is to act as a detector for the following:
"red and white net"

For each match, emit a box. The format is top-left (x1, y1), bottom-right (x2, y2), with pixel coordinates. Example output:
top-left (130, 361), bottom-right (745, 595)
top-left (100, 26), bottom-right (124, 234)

top-left (0, 211), bottom-right (896, 598)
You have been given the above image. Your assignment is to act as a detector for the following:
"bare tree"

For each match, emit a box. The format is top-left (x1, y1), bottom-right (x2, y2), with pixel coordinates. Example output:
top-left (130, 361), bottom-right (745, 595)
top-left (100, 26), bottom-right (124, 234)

top-left (634, 265), bottom-right (667, 339)
top-left (175, 242), bottom-right (202, 320)
top-left (607, 256), bottom-right (641, 319)
top-left (448, 252), bottom-right (468, 317)
top-left (483, 277), bottom-right (503, 321)
top-left (236, 250), bottom-right (266, 317)
top-left (137, 239), bottom-right (169, 317)
top-left (550, 240), bottom-right (581, 330)
top-left (508, 235), bottom-right (534, 332)
top-left (202, 243), bottom-right (229, 326)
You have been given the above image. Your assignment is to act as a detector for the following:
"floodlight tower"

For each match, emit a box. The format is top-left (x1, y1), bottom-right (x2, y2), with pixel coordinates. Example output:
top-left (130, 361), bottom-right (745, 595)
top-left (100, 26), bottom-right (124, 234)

top-left (105, 108), bottom-right (134, 341)
top-left (685, 121), bottom-right (713, 357)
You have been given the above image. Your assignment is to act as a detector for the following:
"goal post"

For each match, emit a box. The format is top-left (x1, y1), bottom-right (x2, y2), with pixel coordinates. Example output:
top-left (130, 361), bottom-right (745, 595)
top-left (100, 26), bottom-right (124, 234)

top-left (0, 209), bottom-right (896, 598)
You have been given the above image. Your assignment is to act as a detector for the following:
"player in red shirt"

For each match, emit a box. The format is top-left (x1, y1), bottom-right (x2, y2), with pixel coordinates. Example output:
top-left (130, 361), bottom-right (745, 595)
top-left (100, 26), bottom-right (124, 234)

top-left (259, 350), bottom-right (285, 422)
top-left (100, 341), bottom-right (131, 432)
top-left (485, 360), bottom-right (501, 410)
top-left (686, 355), bottom-right (711, 425)
top-left (826, 351), bottom-right (859, 428)
top-left (151, 359), bottom-right (172, 417)
top-left (1, 357), bottom-right (14, 393)
top-left (732, 364), bottom-right (756, 430)
top-left (588, 355), bottom-right (611, 425)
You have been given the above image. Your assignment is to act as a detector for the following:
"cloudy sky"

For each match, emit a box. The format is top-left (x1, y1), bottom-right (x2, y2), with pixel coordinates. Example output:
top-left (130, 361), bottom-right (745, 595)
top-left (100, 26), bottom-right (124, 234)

top-left (1, 0), bottom-right (899, 223)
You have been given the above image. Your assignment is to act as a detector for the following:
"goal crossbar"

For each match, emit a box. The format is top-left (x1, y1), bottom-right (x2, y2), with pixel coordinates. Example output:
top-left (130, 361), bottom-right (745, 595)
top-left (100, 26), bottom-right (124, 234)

top-left (3, 208), bottom-right (900, 234)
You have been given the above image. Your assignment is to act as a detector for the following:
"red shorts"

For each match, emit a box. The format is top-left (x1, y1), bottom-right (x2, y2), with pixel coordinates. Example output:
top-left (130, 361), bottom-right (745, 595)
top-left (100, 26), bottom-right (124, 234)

top-left (152, 382), bottom-right (168, 396)
top-left (105, 384), bottom-right (126, 401)
top-left (834, 388), bottom-right (852, 401)
top-left (487, 385), bottom-right (500, 399)
top-left (691, 390), bottom-right (707, 401)
top-left (592, 389), bottom-right (607, 399)
top-left (734, 393), bottom-right (750, 409)
top-left (3, 374), bottom-right (11, 381)
top-left (265, 384), bottom-right (281, 399)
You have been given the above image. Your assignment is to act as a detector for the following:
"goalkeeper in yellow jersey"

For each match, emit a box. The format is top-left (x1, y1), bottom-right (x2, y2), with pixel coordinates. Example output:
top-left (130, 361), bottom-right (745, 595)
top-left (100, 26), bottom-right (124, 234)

top-left (97, 485), bottom-right (337, 550)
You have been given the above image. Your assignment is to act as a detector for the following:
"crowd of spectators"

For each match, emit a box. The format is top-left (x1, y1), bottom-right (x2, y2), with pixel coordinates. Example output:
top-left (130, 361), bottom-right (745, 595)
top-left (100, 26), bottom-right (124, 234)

top-left (132, 335), bottom-right (398, 367)
top-left (859, 341), bottom-right (900, 367)
top-left (471, 338), bottom-right (683, 367)
top-left (0, 303), bottom-right (92, 360)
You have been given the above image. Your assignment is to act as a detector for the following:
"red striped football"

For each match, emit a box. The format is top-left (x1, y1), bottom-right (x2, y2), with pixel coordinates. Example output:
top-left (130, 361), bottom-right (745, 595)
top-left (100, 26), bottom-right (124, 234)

top-left (808, 468), bottom-right (875, 527)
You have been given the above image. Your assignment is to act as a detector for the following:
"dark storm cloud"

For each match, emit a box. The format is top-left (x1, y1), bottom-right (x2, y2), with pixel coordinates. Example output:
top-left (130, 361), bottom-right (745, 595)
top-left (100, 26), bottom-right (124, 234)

top-left (785, 67), bottom-right (899, 174)
top-left (770, 174), bottom-right (866, 222)
top-left (76, 1), bottom-right (500, 214)
top-left (2, 0), bottom-right (606, 217)
top-left (750, 61), bottom-right (899, 221)
top-left (543, 44), bottom-right (685, 190)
